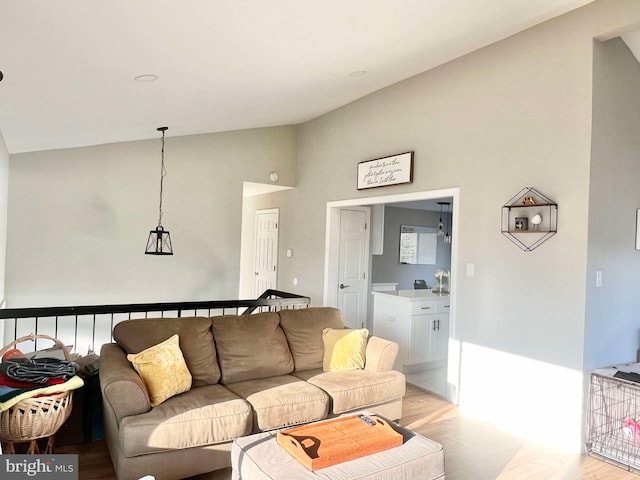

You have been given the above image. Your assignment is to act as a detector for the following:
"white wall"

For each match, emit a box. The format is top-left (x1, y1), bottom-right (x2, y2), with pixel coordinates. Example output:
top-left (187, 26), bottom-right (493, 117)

top-left (584, 37), bottom-right (640, 371)
top-left (272, 0), bottom-right (640, 449)
top-left (6, 126), bottom-right (297, 307)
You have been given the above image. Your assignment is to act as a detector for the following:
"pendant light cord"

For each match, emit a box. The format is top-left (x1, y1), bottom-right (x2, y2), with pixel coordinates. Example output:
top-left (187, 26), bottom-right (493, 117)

top-left (158, 128), bottom-right (167, 227)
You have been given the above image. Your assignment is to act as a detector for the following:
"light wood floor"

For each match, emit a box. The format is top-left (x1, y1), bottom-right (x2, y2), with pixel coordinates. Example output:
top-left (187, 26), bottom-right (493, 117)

top-left (55, 383), bottom-right (639, 479)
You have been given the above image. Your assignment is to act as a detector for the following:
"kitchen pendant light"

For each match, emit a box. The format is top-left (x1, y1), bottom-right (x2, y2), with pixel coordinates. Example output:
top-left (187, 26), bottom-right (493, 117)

top-left (444, 202), bottom-right (452, 244)
top-left (437, 202), bottom-right (445, 237)
top-left (145, 127), bottom-right (174, 255)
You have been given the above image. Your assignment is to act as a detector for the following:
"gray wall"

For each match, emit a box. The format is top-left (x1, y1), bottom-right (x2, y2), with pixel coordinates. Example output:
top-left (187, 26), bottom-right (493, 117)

top-left (272, 1), bottom-right (640, 449)
top-left (7, 126), bottom-right (297, 307)
top-left (0, 130), bottom-right (9, 348)
top-left (371, 206), bottom-right (451, 290)
top-left (584, 37), bottom-right (640, 371)
top-left (0, 130), bottom-right (8, 305)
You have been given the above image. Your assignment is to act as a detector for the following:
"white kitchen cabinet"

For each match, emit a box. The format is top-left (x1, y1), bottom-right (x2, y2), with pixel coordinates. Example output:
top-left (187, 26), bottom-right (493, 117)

top-left (372, 290), bottom-right (450, 371)
top-left (410, 314), bottom-right (432, 364)
top-left (429, 299), bottom-right (450, 362)
top-left (428, 313), bottom-right (449, 362)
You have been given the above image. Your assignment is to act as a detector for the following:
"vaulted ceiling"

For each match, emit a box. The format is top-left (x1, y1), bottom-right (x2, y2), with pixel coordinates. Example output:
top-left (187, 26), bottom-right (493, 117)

top-left (621, 29), bottom-right (640, 64)
top-left (0, 1), bottom-right (596, 154)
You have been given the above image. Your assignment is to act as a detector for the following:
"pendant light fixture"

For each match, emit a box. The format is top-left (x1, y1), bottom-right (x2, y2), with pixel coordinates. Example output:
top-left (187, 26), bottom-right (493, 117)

top-left (444, 202), bottom-right (452, 245)
top-left (437, 202), bottom-right (445, 237)
top-left (145, 127), bottom-right (174, 255)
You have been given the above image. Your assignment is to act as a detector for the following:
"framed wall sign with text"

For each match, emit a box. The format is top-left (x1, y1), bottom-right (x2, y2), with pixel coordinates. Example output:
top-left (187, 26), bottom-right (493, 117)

top-left (357, 151), bottom-right (413, 190)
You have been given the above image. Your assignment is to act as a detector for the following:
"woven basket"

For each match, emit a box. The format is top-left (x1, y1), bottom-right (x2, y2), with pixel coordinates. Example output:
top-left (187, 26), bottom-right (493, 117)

top-left (0, 334), bottom-right (74, 442)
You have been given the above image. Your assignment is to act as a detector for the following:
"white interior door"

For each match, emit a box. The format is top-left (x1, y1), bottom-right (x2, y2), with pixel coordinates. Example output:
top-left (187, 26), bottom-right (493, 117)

top-left (253, 209), bottom-right (279, 297)
top-left (337, 207), bottom-right (370, 329)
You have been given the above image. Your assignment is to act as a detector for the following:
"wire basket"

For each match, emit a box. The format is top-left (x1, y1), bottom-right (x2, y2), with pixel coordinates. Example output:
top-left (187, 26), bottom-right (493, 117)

top-left (0, 334), bottom-right (74, 443)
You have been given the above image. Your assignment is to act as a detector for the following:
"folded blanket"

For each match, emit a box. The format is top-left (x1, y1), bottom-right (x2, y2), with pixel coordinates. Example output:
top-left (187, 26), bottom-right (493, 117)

top-left (0, 384), bottom-right (42, 403)
top-left (0, 372), bottom-right (66, 389)
top-left (0, 385), bottom-right (23, 396)
top-left (0, 358), bottom-right (78, 384)
top-left (0, 375), bottom-right (84, 412)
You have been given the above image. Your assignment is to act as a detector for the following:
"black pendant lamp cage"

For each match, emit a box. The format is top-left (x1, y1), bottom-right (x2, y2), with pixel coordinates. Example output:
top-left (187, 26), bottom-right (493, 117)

top-left (145, 127), bottom-right (174, 255)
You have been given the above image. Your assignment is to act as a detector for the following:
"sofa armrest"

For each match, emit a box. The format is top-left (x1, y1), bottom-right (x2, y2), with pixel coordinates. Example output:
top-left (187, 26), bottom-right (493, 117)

top-left (100, 343), bottom-right (151, 423)
top-left (364, 336), bottom-right (399, 372)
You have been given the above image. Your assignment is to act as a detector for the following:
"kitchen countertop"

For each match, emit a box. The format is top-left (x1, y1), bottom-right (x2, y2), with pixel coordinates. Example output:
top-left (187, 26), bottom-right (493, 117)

top-left (371, 289), bottom-right (449, 300)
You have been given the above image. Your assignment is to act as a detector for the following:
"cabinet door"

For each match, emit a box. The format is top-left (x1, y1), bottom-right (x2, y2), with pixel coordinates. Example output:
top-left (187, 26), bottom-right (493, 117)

top-left (374, 311), bottom-right (411, 366)
top-left (429, 314), bottom-right (450, 361)
top-left (410, 314), bottom-right (432, 364)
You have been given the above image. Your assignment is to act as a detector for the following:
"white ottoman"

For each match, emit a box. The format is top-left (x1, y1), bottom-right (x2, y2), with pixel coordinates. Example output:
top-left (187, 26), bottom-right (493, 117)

top-left (231, 418), bottom-right (445, 480)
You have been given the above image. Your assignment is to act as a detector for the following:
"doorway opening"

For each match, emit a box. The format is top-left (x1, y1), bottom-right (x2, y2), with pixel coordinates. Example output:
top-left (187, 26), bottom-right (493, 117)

top-left (239, 181), bottom-right (293, 299)
top-left (324, 188), bottom-right (459, 402)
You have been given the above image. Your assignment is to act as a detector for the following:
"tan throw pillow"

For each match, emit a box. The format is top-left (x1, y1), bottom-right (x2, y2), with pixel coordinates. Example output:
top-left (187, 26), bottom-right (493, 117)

top-left (127, 334), bottom-right (192, 407)
top-left (322, 328), bottom-right (369, 372)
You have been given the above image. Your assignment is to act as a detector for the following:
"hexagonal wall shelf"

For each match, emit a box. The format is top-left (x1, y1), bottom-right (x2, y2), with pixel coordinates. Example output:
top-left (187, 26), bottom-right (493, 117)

top-left (501, 187), bottom-right (558, 252)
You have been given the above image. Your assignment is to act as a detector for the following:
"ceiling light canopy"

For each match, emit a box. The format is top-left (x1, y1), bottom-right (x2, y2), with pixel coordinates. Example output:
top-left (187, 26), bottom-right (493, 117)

top-left (134, 74), bottom-right (159, 83)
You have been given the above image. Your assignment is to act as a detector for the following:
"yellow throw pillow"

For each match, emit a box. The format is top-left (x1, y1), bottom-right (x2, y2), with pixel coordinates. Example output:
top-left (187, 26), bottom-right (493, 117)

top-left (127, 334), bottom-right (192, 407)
top-left (322, 328), bottom-right (369, 372)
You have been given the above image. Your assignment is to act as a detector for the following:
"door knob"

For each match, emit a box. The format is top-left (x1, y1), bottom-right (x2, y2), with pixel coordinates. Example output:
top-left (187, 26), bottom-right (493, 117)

top-left (339, 283), bottom-right (350, 289)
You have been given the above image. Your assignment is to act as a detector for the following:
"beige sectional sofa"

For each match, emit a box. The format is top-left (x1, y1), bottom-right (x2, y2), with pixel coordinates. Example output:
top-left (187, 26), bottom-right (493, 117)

top-left (99, 307), bottom-right (406, 480)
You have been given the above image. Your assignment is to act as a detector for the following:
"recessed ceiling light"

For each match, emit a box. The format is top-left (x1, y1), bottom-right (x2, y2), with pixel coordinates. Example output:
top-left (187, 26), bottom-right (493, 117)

top-left (0, 70), bottom-right (3, 82)
top-left (349, 70), bottom-right (367, 77)
top-left (134, 74), bottom-right (159, 83)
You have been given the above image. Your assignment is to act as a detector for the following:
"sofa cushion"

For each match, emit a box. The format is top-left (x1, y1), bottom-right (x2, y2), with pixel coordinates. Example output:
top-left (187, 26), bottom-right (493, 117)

top-left (120, 384), bottom-right (252, 457)
top-left (279, 307), bottom-right (345, 371)
top-left (114, 317), bottom-right (220, 386)
top-left (225, 375), bottom-right (329, 431)
top-left (322, 328), bottom-right (368, 372)
top-left (212, 312), bottom-right (294, 384)
top-left (303, 369), bottom-right (406, 414)
top-left (126, 334), bottom-right (192, 407)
